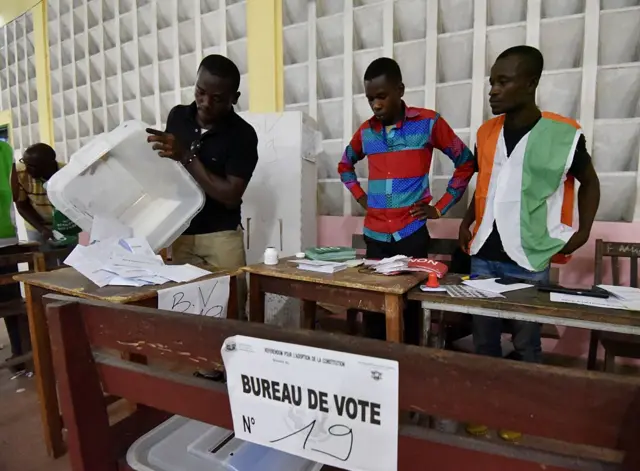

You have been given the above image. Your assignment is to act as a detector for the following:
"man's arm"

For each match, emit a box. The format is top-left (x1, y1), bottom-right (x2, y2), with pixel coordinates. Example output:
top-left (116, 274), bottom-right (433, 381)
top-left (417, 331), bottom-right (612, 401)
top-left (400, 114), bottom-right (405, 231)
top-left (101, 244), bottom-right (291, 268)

top-left (561, 140), bottom-right (600, 254)
top-left (458, 190), bottom-right (476, 251)
top-left (186, 129), bottom-right (258, 209)
top-left (430, 115), bottom-right (476, 216)
top-left (337, 127), bottom-right (367, 209)
top-left (11, 165), bottom-right (51, 238)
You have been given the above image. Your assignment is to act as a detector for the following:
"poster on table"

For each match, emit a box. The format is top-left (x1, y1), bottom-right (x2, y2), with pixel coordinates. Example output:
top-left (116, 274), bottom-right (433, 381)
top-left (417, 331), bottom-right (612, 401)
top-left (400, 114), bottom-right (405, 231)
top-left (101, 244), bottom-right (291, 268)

top-left (221, 335), bottom-right (399, 471)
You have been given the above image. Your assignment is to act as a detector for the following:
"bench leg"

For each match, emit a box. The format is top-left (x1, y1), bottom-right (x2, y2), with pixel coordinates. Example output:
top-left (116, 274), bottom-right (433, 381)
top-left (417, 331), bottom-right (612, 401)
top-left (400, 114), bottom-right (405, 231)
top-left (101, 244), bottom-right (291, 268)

top-left (587, 330), bottom-right (600, 371)
top-left (25, 284), bottom-right (65, 458)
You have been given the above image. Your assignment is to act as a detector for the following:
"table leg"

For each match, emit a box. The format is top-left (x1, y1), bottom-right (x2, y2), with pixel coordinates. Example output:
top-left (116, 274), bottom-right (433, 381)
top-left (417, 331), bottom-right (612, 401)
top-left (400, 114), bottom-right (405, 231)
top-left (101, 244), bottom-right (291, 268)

top-left (302, 300), bottom-right (317, 330)
top-left (384, 294), bottom-right (404, 343)
top-left (421, 307), bottom-right (432, 347)
top-left (248, 274), bottom-right (265, 323)
top-left (24, 284), bottom-right (65, 458)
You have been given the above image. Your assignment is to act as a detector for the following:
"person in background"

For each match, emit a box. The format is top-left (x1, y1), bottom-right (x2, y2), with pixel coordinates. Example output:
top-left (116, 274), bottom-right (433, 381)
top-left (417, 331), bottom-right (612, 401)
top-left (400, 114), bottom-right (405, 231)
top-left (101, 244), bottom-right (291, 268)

top-left (0, 141), bottom-right (26, 371)
top-left (12, 143), bottom-right (64, 244)
top-left (338, 57), bottom-right (475, 343)
top-left (458, 46), bottom-right (600, 441)
top-left (147, 54), bottom-right (258, 327)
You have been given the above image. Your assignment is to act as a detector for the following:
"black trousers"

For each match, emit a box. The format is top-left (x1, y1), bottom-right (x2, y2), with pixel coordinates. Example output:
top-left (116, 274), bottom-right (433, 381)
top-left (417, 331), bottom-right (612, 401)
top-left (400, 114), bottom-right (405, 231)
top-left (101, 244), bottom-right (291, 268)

top-left (363, 225), bottom-right (430, 344)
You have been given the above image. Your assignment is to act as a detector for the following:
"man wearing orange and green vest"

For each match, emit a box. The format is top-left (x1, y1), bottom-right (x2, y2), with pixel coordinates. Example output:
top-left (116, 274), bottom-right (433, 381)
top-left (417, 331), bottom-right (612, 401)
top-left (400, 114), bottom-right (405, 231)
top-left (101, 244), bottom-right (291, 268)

top-left (459, 46), bottom-right (600, 438)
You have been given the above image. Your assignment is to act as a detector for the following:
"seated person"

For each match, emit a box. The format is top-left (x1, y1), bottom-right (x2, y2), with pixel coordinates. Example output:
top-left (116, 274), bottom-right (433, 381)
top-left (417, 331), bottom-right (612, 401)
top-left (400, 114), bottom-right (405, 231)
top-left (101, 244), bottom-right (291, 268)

top-left (12, 143), bottom-right (65, 244)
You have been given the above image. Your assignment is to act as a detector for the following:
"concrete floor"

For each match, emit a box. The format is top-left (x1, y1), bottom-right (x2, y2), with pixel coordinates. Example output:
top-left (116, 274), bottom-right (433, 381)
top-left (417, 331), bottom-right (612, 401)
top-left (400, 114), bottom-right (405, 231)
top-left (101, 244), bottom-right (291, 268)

top-left (0, 325), bottom-right (70, 471)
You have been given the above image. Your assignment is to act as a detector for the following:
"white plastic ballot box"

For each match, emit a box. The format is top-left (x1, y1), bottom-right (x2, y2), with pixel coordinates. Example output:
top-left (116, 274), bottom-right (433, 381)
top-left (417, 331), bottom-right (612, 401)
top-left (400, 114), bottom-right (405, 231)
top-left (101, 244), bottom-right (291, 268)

top-left (126, 415), bottom-right (322, 471)
top-left (46, 120), bottom-right (205, 252)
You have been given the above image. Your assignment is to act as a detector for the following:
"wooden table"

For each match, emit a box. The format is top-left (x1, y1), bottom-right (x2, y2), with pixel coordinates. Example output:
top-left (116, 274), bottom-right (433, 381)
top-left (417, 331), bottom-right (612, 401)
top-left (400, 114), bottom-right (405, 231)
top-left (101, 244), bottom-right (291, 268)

top-left (243, 260), bottom-right (428, 342)
top-left (408, 275), bottom-right (640, 346)
top-left (14, 267), bottom-right (237, 459)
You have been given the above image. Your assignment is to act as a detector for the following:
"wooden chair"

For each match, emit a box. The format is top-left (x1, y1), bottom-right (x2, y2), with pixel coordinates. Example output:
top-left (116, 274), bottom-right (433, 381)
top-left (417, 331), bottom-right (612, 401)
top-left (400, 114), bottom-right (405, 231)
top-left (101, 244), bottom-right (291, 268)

top-left (587, 240), bottom-right (640, 372)
top-left (45, 295), bottom-right (640, 470)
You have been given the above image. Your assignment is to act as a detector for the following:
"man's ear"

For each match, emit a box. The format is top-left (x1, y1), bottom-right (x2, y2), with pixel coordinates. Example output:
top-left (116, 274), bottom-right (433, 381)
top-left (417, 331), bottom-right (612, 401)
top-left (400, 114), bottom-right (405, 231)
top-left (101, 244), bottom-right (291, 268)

top-left (527, 76), bottom-right (540, 94)
top-left (233, 91), bottom-right (240, 105)
top-left (398, 81), bottom-right (405, 98)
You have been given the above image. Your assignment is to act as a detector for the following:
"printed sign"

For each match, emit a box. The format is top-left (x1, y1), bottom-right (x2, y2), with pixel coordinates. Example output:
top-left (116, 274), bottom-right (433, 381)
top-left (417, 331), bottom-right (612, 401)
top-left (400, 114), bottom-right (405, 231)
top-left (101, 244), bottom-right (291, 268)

top-left (221, 336), bottom-right (399, 471)
top-left (158, 275), bottom-right (230, 318)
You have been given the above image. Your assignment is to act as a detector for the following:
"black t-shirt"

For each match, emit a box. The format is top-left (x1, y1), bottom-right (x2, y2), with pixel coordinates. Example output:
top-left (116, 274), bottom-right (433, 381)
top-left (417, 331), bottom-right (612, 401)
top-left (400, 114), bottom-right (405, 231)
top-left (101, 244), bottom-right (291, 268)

top-left (475, 116), bottom-right (591, 263)
top-left (165, 103), bottom-right (258, 235)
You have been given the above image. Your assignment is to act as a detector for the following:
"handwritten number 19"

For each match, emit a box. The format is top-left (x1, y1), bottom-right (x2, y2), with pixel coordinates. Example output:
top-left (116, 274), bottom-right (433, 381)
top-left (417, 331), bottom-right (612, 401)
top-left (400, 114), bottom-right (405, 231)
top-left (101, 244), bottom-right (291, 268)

top-left (269, 419), bottom-right (353, 462)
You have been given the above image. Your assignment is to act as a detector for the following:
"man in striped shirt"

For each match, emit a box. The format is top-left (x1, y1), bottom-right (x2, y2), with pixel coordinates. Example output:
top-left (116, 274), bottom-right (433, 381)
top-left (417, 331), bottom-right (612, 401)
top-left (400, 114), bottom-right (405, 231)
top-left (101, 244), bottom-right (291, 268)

top-left (338, 57), bottom-right (475, 342)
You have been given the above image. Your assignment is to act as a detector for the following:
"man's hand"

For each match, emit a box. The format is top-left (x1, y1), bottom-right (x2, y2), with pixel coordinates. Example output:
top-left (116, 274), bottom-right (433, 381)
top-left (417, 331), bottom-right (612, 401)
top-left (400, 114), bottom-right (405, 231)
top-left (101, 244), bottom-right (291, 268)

top-left (459, 222), bottom-right (472, 252)
top-left (560, 230), bottom-right (589, 255)
top-left (146, 128), bottom-right (188, 162)
top-left (357, 195), bottom-right (368, 210)
top-left (410, 202), bottom-right (440, 220)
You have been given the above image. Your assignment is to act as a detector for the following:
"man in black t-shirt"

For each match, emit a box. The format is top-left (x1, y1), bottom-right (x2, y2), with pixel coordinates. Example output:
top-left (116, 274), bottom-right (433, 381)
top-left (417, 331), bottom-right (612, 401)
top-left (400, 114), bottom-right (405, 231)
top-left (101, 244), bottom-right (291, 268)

top-left (147, 55), bottom-right (258, 320)
top-left (458, 46), bottom-right (600, 440)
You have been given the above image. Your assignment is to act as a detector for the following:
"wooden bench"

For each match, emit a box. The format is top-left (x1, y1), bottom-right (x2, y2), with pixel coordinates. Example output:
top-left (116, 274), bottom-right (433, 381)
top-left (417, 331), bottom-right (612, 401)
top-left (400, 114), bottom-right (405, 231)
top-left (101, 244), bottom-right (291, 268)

top-left (45, 295), bottom-right (640, 470)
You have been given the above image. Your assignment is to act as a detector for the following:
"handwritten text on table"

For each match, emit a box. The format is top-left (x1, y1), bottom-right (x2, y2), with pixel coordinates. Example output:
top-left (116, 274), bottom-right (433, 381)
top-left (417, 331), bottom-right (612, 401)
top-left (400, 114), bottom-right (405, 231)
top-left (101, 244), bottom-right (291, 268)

top-left (221, 335), bottom-right (399, 471)
top-left (158, 275), bottom-right (230, 318)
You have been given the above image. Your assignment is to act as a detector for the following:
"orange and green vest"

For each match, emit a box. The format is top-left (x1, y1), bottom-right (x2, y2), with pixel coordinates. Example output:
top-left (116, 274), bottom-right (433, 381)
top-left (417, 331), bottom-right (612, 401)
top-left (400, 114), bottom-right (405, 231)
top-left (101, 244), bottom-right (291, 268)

top-left (470, 112), bottom-right (581, 271)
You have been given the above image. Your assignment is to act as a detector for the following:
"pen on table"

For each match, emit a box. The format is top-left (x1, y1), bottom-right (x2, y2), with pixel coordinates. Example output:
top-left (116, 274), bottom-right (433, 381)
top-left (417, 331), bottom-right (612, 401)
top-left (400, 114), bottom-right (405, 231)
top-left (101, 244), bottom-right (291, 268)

top-left (461, 274), bottom-right (480, 281)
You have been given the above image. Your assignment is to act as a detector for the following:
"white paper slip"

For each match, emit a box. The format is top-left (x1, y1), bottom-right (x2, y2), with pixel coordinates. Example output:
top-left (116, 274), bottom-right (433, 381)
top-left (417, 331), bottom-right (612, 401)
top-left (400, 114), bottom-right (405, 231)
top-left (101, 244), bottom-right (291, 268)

top-left (463, 278), bottom-right (533, 294)
top-left (549, 292), bottom-right (628, 310)
top-left (222, 335), bottom-right (399, 471)
top-left (598, 285), bottom-right (640, 310)
top-left (155, 264), bottom-right (212, 283)
top-left (158, 275), bottom-right (230, 318)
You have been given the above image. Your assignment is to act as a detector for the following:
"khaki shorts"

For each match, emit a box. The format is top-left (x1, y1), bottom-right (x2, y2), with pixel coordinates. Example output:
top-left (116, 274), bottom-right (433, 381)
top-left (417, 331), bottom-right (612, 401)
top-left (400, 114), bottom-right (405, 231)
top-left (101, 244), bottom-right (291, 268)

top-left (171, 228), bottom-right (247, 318)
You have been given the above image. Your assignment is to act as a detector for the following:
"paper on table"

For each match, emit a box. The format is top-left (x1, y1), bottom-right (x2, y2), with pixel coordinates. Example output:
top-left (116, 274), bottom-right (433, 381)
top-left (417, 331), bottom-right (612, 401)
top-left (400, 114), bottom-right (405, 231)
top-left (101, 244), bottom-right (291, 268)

top-left (463, 278), bottom-right (533, 294)
top-left (597, 285), bottom-right (640, 311)
top-left (158, 275), bottom-right (230, 318)
top-left (549, 292), bottom-right (628, 310)
top-left (90, 215), bottom-right (133, 243)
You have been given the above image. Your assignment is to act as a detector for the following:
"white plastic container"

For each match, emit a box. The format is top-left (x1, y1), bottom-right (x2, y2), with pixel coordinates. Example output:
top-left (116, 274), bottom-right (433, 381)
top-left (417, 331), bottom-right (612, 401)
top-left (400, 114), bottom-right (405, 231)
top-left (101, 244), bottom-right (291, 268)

top-left (46, 120), bottom-right (205, 252)
top-left (126, 415), bottom-right (322, 471)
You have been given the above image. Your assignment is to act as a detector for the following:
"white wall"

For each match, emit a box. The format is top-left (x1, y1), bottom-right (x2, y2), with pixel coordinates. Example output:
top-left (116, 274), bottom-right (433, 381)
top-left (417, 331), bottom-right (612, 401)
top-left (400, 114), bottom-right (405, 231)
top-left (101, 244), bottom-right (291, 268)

top-left (282, 0), bottom-right (640, 222)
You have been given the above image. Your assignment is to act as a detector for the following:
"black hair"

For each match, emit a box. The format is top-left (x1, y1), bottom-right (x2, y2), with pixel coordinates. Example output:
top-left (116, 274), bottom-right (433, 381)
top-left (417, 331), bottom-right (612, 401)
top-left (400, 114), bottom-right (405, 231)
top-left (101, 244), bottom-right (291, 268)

top-left (198, 54), bottom-right (241, 92)
top-left (496, 45), bottom-right (544, 79)
top-left (364, 57), bottom-right (403, 84)
top-left (25, 143), bottom-right (56, 160)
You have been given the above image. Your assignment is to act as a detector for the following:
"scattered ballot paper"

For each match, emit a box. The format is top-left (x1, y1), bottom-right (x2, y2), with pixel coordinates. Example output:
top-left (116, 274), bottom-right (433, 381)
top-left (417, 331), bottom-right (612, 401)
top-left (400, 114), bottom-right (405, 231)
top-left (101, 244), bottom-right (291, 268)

top-left (463, 278), bottom-right (533, 294)
top-left (64, 234), bottom-right (211, 287)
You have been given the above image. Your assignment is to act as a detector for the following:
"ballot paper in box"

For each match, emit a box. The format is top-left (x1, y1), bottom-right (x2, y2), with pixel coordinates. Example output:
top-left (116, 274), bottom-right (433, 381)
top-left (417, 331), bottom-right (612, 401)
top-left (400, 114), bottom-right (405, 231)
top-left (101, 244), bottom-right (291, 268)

top-left (368, 255), bottom-right (449, 277)
top-left (64, 216), bottom-right (211, 287)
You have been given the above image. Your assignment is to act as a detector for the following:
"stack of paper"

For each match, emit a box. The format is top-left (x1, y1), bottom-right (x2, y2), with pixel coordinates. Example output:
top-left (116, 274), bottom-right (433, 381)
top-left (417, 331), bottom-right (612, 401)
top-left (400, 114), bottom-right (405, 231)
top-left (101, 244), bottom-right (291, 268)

top-left (64, 216), bottom-right (211, 287)
top-left (365, 255), bottom-right (448, 277)
top-left (369, 255), bottom-right (410, 275)
top-left (294, 260), bottom-right (347, 274)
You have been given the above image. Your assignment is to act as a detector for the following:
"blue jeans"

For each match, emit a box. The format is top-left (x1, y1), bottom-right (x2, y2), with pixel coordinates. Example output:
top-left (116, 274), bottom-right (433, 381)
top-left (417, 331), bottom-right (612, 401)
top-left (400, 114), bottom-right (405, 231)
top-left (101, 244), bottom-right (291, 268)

top-left (470, 257), bottom-right (550, 364)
